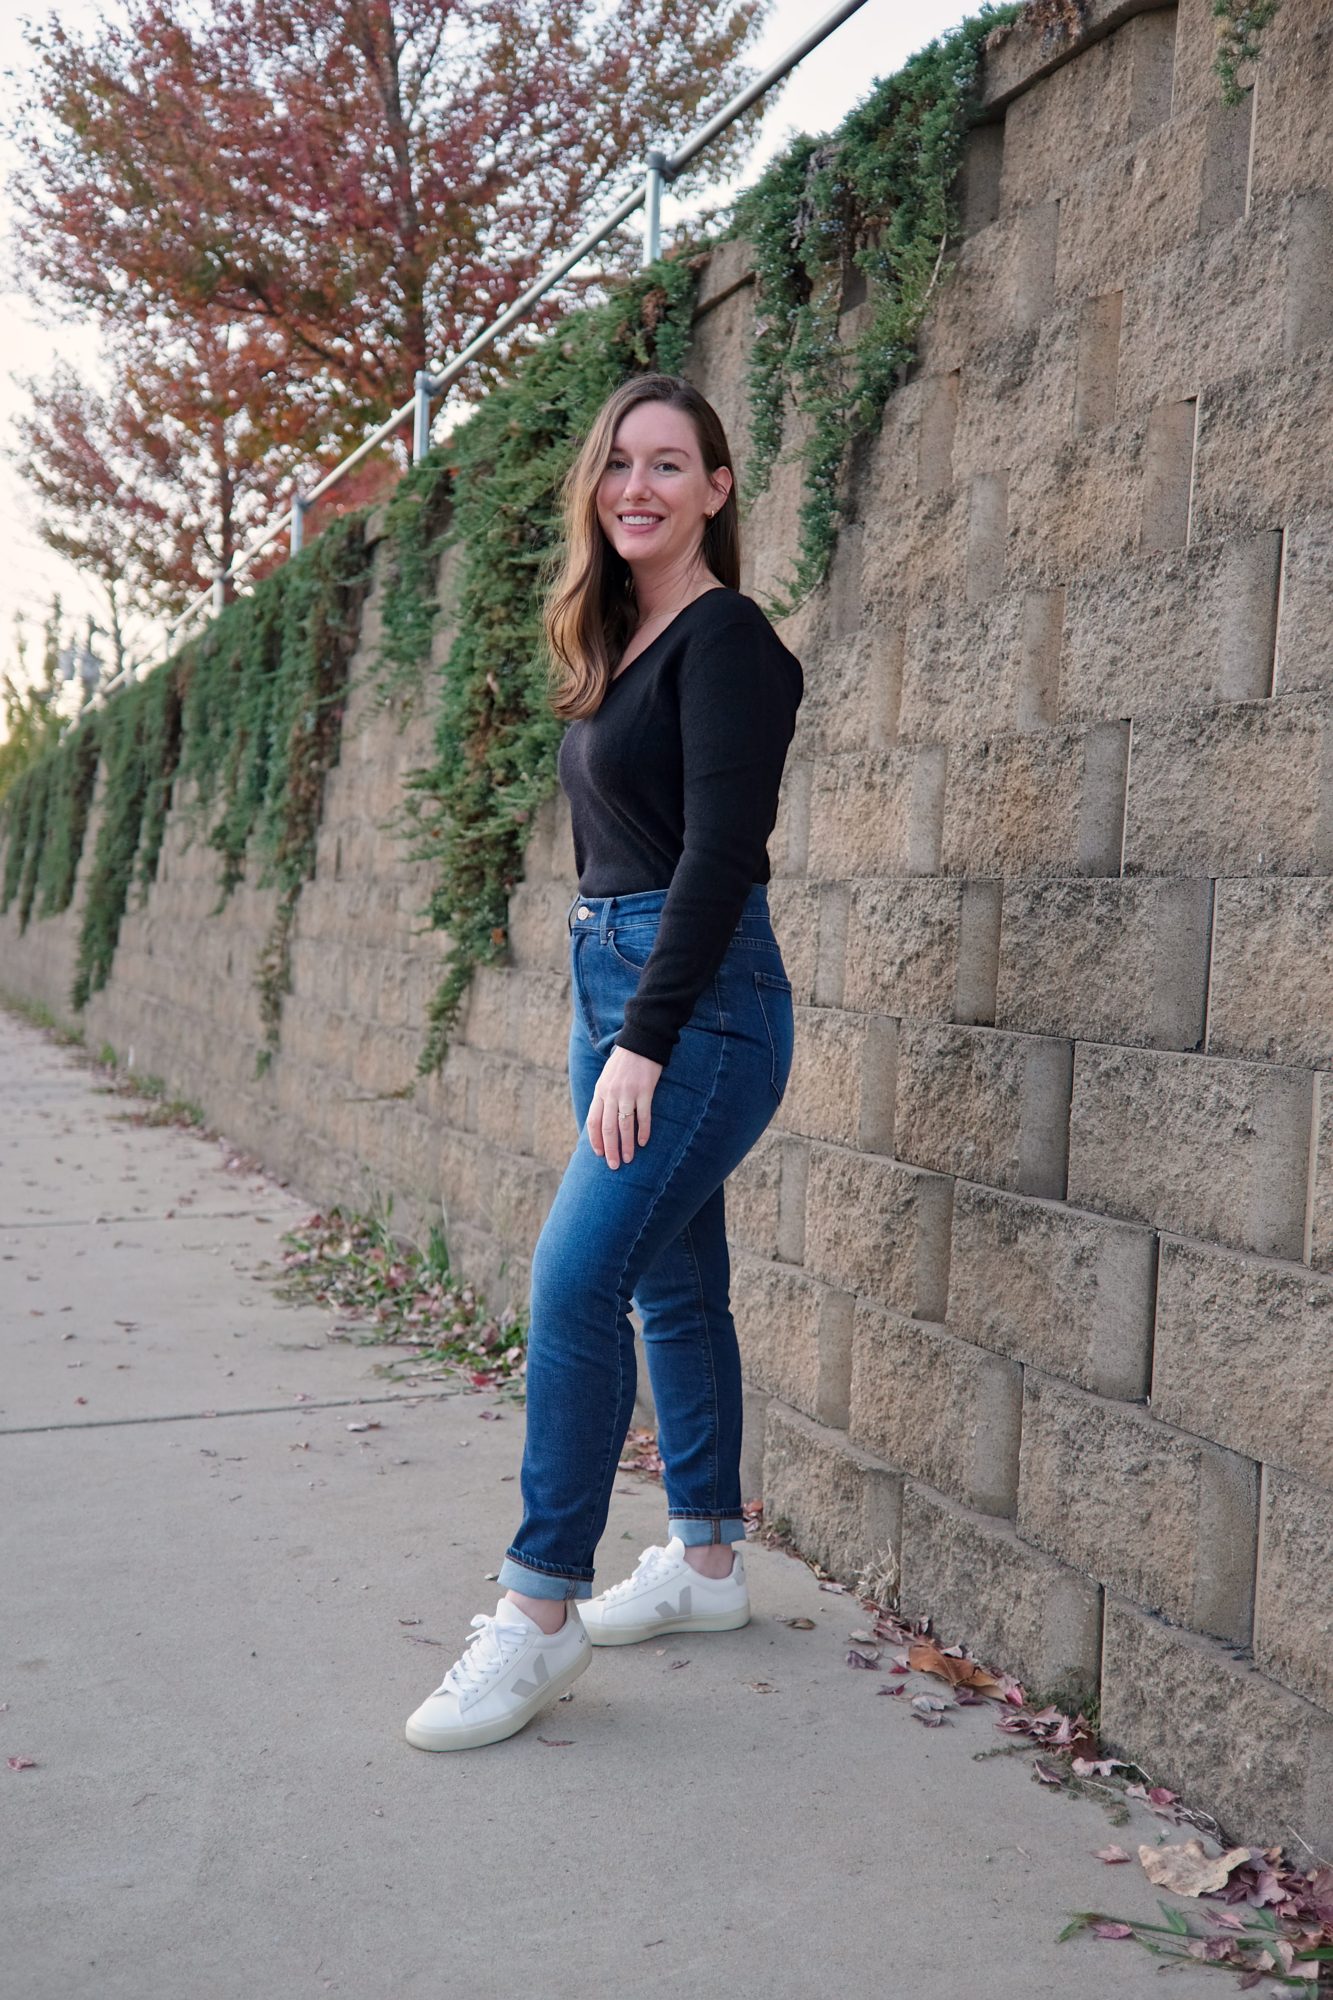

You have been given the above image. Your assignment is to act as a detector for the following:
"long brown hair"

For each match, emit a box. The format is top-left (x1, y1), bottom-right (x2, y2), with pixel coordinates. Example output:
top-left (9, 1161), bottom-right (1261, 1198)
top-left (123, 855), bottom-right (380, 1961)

top-left (542, 373), bottom-right (740, 721)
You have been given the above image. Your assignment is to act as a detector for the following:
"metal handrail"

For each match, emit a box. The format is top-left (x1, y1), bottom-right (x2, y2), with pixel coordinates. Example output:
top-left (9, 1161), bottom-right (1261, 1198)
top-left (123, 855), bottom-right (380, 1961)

top-left (103, 0), bottom-right (871, 695)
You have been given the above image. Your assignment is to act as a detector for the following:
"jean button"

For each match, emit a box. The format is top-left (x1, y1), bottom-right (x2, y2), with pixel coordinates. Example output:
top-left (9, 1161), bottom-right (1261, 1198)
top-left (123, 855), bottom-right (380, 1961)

top-left (577, 905), bottom-right (592, 920)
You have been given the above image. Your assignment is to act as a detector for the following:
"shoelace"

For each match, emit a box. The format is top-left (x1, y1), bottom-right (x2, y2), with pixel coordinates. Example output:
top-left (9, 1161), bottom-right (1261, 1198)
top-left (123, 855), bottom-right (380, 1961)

top-left (433, 1612), bottom-right (530, 1701)
top-left (598, 1544), bottom-right (680, 1604)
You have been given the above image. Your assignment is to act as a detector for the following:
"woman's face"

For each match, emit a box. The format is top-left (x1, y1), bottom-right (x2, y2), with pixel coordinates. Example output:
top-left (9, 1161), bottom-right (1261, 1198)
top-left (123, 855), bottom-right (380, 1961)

top-left (596, 401), bottom-right (731, 578)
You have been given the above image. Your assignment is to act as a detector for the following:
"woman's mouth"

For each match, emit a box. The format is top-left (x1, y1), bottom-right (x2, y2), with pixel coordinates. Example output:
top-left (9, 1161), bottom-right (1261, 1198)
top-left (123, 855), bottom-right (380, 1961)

top-left (618, 514), bottom-right (663, 534)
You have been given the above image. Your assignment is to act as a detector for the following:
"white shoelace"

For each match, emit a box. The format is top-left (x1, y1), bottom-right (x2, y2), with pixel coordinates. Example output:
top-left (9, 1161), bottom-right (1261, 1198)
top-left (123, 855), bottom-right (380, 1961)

top-left (598, 1544), bottom-right (680, 1604)
top-left (433, 1612), bottom-right (531, 1701)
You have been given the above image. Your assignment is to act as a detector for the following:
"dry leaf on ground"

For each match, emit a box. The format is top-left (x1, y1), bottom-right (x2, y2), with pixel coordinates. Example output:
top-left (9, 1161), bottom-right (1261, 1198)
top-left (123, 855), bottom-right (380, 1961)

top-left (1139, 1840), bottom-right (1255, 1896)
top-left (907, 1638), bottom-right (1003, 1695)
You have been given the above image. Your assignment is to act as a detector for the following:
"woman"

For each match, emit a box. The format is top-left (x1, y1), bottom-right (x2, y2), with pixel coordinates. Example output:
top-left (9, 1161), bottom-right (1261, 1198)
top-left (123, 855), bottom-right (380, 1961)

top-left (406, 371), bottom-right (804, 1751)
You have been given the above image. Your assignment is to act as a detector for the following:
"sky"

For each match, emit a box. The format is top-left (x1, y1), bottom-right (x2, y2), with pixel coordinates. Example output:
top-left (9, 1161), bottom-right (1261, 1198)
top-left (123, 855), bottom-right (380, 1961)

top-left (0, 0), bottom-right (977, 700)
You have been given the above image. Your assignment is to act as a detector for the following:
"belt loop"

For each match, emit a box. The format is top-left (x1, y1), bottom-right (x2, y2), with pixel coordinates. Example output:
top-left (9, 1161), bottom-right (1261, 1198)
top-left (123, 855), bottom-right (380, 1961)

top-left (599, 895), bottom-right (614, 945)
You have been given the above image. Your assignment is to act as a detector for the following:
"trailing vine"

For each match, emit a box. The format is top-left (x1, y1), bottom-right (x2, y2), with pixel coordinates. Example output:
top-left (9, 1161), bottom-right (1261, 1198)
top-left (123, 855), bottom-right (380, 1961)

top-left (725, 5), bottom-right (1023, 618)
top-left (1, 511), bottom-right (368, 1056)
top-left (1212, 1), bottom-right (1278, 105)
top-left (384, 253), bottom-right (704, 1075)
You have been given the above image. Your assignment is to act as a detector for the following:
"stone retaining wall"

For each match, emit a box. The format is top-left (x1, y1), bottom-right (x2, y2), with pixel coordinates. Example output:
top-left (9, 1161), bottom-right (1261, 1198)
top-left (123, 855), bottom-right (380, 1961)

top-left (5, 0), bottom-right (1331, 1850)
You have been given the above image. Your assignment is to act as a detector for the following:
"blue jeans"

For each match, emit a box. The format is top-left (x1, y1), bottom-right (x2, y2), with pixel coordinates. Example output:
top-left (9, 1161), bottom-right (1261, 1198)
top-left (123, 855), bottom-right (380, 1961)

top-left (496, 883), bottom-right (795, 1601)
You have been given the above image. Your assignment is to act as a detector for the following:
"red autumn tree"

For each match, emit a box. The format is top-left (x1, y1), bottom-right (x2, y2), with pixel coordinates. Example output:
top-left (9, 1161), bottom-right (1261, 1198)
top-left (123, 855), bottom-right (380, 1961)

top-left (9, 0), bottom-right (772, 603)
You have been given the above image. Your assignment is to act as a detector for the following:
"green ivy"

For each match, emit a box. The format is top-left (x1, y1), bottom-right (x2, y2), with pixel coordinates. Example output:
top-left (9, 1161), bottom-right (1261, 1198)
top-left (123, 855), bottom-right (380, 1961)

top-left (1212, 1), bottom-right (1279, 105)
top-left (725, 5), bottom-right (1022, 618)
top-left (385, 253), bottom-right (705, 1075)
top-left (1, 512), bottom-right (368, 1053)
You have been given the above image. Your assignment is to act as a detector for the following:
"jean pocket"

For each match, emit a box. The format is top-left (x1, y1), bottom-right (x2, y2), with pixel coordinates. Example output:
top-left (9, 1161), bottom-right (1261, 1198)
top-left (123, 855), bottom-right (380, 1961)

top-left (606, 926), bottom-right (657, 972)
top-left (753, 970), bottom-right (793, 1103)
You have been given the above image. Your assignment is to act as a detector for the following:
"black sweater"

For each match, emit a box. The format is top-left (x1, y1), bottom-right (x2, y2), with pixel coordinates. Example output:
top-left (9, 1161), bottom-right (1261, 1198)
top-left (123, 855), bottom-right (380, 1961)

top-left (556, 586), bottom-right (804, 1067)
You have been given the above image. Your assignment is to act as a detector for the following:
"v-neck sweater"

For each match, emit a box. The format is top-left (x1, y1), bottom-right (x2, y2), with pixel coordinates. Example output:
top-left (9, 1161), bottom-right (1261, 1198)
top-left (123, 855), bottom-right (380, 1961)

top-left (556, 585), bottom-right (804, 1067)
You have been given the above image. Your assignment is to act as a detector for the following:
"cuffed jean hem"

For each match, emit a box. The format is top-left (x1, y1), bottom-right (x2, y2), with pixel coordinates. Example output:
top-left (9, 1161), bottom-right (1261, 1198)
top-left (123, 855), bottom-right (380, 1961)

top-left (669, 1514), bottom-right (748, 1547)
top-left (496, 1555), bottom-right (593, 1602)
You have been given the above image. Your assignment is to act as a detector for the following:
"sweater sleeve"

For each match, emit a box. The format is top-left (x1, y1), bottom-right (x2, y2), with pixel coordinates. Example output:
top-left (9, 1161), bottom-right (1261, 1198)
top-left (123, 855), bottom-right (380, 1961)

top-left (614, 616), bottom-right (800, 1066)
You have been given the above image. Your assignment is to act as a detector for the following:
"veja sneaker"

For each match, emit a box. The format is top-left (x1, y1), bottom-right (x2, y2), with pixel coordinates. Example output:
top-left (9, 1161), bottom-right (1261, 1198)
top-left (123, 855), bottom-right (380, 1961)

top-left (578, 1535), bottom-right (750, 1646)
top-left (404, 1597), bottom-right (591, 1751)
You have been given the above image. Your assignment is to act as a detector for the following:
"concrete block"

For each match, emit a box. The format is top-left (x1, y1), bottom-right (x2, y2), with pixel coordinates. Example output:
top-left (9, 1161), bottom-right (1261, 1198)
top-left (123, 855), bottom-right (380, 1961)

top-left (1152, 1236), bottom-right (1333, 1488)
top-left (761, 1401), bottom-right (903, 1584)
top-left (1018, 1373), bottom-right (1259, 1644)
top-left (1207, 878), bottom-right (1333, 1068)
top-left (731, 1253), bottom-right (855, 1428)
top-left (1117, 203), bottom-right (1287, 411)
top-left (940, 720), bottom-right (1130, 878)
top-left (1061, 535), bottom-right (1282, 720)
top-left (777, 1008), bottom-right (896, 1152)
top-left (1274, 517), bottom-right (1333, 696)
top-left (501, 968), bottom-right (572, 1073)
top-left (948, 1180), bottom-right (1155, 1400)
top-left (1140, 397), bottom-right (1196, 551)
top-left (1255, 1467), bottom-right (1333, 1713)
top-left (898, 585), bottom-right (1067, 742)
top-left (894, 1022), bottom-right (1073, 1200)
top-left (1100, 1595), bottom-right (1333, 1854)
top-left (843, 877), bottom-right (1000, 1027)
top-left (803, 1142), bottom-right (952, 1319)
top-left (1189, 354), bottom-right (1333, 543)
top-left (1249, 13), bottom-right (1333, 205)
top-left (1309, 1076), bottom-right (1333, 1273)
top-left (767, 880), bottom-right (821, 1005)
top-left (1067, 1043), bottom-right (1314, 1259)
top-left (475, 1056), bottom-right (535, 1154)
top-left (898, 1482), bottom-right (1103, 1706)
top-left (996, 23), bottom-right (1136, 216)
top-left (487, 1151), bottom-right (556, 1257)
top-left (1052, 110), bottom-right (1211, 303)
top-left (725, 1130), bottom-right (784, 1262)
top-left (849, 1300), bottom-right (1022, 1518)
top-left (506, 879), bottom-right (573, 973)
top-left (769, 757), bottom-right (813, 879)
top-left (795, 625), bottom-right (902, 755)
top-left (1124, 693), bottom-right (1333, 878)
top-left (806, 749), bottom-right (945, 881)
top-left (996, 877), bottom-right (1210, 1051)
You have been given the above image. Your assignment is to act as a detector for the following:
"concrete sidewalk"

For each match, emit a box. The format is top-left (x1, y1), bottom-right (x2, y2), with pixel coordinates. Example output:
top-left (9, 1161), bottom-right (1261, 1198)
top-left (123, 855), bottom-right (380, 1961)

top-left (0, 1007), bottom-right (1223, 2000)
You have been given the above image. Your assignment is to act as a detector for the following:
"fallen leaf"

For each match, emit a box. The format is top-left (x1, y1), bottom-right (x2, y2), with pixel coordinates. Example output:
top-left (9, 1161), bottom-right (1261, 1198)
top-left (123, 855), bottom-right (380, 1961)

top-left (477, 1409), bottom-right (503, 1421)
top-left (669, 1659), bottom-right (690, 1670)
top-left (744, 1679), bottom-right (777, 1694)
top-left (537, 1736), bottom-right (572, 1747)
top-left (907, 1638), bottom-right (1003, 1695)
top-left (1090, 1922), bottom-right (1134, 1941)
top-left (911, 1694), bottom-right (948, 1713)
top-left (1033, 1758), bottom-right (1067, 1787)
top-left (845, 1648), bottom-right (880, 1669)
top-left (782, 1617), bottom-right (815, 1630)
top-left (817, 1581), bottom-right (849, 1594)
top-left (876, 1683), bottom-right (906, 1696)
top-left (7, 1756), bottom-right (37, 1770)
top-left (1140, 1841), bottom-right (1258, 1898)
top-left (1094, 1846), bottom-right (1132, 1865)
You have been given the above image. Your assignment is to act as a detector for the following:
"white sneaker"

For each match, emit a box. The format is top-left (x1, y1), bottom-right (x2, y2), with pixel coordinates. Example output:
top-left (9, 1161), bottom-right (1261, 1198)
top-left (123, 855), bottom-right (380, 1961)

top-left (404, 1597), bottom-right (591, 1751)
top-left (578, 1536), bottom-right (750, 1646)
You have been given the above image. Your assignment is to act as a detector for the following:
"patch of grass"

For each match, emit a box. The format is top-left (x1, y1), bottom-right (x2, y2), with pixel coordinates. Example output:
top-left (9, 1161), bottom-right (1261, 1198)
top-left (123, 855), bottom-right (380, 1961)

top-left (259, 1199), bottom-right (529, 1396)
top-left (0, 987), bottom-right (85, 1046)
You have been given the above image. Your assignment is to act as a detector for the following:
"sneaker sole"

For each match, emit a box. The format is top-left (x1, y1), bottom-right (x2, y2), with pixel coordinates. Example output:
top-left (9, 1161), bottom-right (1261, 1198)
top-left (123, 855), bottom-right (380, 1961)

top-left (583, 1603), bottom-right (751, 1646)
top-left (404, 1641), bottom-right (591, 1751)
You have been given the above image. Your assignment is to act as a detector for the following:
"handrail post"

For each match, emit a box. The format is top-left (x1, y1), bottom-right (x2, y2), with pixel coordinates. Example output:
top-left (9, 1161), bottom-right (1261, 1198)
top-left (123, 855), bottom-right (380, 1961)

top-left (290, 490), bottom-right (306, 556)
top-left (643, 148), bottom-right (667, 267)
top-left (412, 370), bottom-right (434, 463)
top-left (211, 571), bottom-right (227, 615)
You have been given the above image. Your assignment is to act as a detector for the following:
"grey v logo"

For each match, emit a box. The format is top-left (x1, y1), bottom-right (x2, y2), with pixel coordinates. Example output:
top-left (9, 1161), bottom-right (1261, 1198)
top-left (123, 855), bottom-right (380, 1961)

top-left (653, 1585), bottom-right (692, 1619)
top-left (511, 1654), bottom-right (551, 1699)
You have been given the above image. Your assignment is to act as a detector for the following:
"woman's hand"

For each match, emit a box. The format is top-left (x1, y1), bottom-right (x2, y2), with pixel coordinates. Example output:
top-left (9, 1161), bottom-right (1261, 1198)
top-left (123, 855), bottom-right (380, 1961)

top-left (587, 1046), bottom-right (662, 1168)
